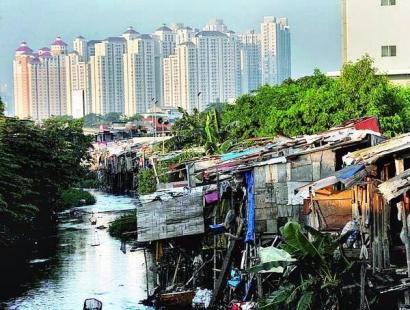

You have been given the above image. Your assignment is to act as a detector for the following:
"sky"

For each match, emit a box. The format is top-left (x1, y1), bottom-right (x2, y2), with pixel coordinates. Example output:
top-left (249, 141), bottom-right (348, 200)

top-left (0, 0), bottom-right (341, 114)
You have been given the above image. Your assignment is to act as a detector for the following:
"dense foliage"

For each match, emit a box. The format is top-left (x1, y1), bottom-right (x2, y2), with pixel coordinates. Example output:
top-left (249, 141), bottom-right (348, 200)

top-left (108, 213), bottom-right (137, 240)
top-left (0, 111), bottom-right (92, 247)
top-left (255, 222), bottom-right (352, 310)
top-left (83, 112), bottom-right (142, 127)
top-left (58, 188), bottom-right (96, 209)
top-left (169, 57), bottom-right (410, 153)
top-left (138, 168), bottom-right (157, 195)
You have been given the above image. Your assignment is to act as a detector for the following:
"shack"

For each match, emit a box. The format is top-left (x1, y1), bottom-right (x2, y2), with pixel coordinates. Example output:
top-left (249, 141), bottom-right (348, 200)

top-left (134, 117), bottom-right (386, 308)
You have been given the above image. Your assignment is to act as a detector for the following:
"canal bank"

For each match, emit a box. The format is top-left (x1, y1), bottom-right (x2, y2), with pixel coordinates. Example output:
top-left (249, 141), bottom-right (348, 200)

top-left (0, 191), bottom-right (151, 310)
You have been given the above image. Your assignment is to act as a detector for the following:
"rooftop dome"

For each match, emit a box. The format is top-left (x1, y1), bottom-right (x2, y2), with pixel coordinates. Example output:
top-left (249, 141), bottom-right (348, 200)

top-left (76, 35), bottom-right (85, 39)
top-left (156, 24), bottom-right (172, 32)
top-left (15, 41), bottom-right (33, 54)
top-left (123, 26), bottom-right (139, 35)
top-left (51, 36), bottom-right (67, 46)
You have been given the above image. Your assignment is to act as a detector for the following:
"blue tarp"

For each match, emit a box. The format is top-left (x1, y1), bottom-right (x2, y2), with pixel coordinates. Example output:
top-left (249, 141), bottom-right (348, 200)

top-left (336, 164), bottom-right (365, 181)
top-left (245, 171), bottom-right (255, 243)
top-left (220, 148), bottom-right (262, 162)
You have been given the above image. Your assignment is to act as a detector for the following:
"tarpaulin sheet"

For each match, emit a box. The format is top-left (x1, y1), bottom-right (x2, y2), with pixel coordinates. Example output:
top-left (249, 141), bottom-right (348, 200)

top-left (245, 171), bottom-right (255, 243)
top-left (335, 164), bottom-right (364, 181)
top-left (220, 148), bottom-right (262, 161)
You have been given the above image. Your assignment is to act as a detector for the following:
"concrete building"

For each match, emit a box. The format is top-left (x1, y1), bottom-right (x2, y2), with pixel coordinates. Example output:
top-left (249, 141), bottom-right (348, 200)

top-left (28, 39), bottom-right (68, 121)
top-left (86, 40), bottom-right (102, 60)
top-left (240, 30), bottom-right (262, 93)
top-left (66, 51), bottom-right (91, 117)
top-left (123, 35), bottom-right (156, 115)
top-left (13, 42), bottom-right (33, 119)
top-left (341, 0), bottom-right (410, 85)
top-left (261, 16), bottom-right (291, 85)
top-left (175, 26), bottom-right (198, 45)
top-left (73, 36), bottom-right (87, 61)
top-left (177, 42), bottom-right (199, 112)
top-left (203, 18), bottom-right (228, 33)
top-left (163, 41), bottom-right (199, 112)
top-left (122, 26), bottom-right (140, 42)
top-left (194, 30), bottom-right (241, 110)
top-left (163, 54), bottom-right (180, 108)
top-left (153, 25), bottom-right (176, 106)
top-left (90, 37), bottom-right (126, 114)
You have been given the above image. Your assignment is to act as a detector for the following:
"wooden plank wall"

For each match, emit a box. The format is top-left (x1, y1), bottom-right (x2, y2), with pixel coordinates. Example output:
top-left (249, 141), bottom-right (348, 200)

top-left (137, 191), bottom-right (204, 242)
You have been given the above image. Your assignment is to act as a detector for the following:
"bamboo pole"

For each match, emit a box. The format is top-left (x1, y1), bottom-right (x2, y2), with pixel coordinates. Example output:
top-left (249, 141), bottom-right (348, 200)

top-left (143, 248), bottom-right (149, 299)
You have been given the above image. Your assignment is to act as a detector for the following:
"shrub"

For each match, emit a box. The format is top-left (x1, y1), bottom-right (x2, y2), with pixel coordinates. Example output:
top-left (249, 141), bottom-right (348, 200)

top-left (59, 188), bottom-right (96, 209)
top-left (108, 213), bottom-right (137, 240)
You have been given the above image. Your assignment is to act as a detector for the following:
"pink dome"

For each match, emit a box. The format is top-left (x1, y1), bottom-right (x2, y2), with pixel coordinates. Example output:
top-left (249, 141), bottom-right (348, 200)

top-left (51, 36), bottom-right (67, 46)
top-left (16, 41), bottom-right (33, 53)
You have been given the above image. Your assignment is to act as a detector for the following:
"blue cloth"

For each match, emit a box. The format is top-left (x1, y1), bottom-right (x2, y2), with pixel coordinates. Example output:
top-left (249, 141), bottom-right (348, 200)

top-left (336, 164), bottom-right (364, 181)
top-left (245, 171), bottom-right (255, 243)
top-left (227, 269), bottom-right (241, 288)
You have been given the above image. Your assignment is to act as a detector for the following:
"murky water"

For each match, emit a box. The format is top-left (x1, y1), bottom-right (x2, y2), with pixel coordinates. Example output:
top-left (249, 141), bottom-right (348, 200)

top-left (1, 191), bottom-right (151, 310)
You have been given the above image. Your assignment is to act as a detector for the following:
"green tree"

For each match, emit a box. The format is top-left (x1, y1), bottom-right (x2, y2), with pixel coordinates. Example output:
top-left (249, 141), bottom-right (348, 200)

top-left (83, 113), bottom-right (103, 127)
top-left (0, 115), bottom-right (92, 247)
top-left (103, 112), bottom-right (122, 123)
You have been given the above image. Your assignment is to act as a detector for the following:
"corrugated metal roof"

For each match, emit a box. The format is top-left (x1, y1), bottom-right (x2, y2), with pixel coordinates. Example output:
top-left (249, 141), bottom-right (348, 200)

top-left (344, 133), bottom-right (410, 165)
top-left (378, 169), bottom-right (410, 202)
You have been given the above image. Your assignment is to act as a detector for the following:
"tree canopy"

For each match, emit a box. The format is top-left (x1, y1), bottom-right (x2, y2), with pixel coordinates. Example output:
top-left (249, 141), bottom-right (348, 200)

top-left (0, 112), bottom-right (92, 247)
top-left (169, 57), bottom-right (410, 153)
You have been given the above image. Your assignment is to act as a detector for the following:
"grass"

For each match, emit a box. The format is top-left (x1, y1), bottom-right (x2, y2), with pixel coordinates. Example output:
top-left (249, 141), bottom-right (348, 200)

top-left (108, 213), bottom-right (137, 240)
top-left (59, 188), bottom-right (96, 209)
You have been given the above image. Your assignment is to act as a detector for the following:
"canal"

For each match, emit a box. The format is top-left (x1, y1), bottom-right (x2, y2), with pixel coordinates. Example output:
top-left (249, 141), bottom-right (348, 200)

top-left (0, 191), bottom-right (151, 310)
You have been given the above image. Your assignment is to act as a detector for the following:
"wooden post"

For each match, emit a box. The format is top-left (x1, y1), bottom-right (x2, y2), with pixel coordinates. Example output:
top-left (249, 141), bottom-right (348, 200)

top-left (143, 248), bottom-right (150, 299)
top-left (214, 168), bottom-right (220, 290)
top-left (209, 220), bottom-right (244, 307)
top-left (171, 253), bottom-right (182, 286)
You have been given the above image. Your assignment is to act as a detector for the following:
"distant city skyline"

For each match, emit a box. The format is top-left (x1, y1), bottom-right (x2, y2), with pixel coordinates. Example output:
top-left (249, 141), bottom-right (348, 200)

top-left (0, 0), bottom-right (341, 114)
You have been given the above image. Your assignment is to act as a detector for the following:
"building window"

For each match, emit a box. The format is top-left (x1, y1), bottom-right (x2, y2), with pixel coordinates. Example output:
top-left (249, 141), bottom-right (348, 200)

top-left (381, 0), bottom-right (396, 5)
top-left (381, 45), bottom-right (397, 57)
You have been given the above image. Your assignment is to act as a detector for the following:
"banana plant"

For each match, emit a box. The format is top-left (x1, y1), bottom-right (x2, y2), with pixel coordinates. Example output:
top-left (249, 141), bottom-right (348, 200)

top-left (252, 222), bottom-right (352, 310)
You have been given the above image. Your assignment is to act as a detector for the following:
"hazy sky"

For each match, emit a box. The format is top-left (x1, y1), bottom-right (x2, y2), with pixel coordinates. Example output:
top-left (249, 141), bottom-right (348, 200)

top-left (0, 0), bottom-right (341, 114)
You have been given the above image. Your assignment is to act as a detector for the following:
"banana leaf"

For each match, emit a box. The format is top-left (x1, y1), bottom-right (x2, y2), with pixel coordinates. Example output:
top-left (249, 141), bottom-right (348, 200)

top-left (249, 247), bottom-right (296, 273)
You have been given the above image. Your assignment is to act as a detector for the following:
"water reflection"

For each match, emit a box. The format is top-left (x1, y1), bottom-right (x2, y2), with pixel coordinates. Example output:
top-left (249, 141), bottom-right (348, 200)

top-left (1, 191), bottom-right (151, 310)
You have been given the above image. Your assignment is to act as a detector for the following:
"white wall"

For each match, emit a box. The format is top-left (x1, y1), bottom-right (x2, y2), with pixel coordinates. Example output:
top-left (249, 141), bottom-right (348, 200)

top-left (344, 0), bottom-right (410, 73)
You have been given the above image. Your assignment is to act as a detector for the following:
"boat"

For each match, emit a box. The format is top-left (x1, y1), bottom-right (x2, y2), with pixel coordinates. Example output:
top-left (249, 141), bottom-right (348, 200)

top-left (159, 290), bottom-right (195, 307)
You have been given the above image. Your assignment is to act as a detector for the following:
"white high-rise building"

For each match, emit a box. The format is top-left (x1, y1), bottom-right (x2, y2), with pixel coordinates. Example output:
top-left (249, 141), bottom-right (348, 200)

top-left (73, 36), bottom-right (87, 61)
top-left (28, 38), bottom-right (68, 121)
top-left (163, 54), bottom-right (180, 108)
top-left (240, 30), bottom-right (262, 93)
top-left (203, 18), bottom-right (228, 33)
top-left (261, 16), bottom-right (291, 85)
top-left (163, 41), bottom-right (199, 112)
top-left (177, 42), bottom-right (199, 112)
top-left (194, 30), bottom-right (241, 110)
top-left (90, 37), bottom-right (126, 114)
top-left (175, 26), bottom-right (197, 45)
top-left (341, 0), bottom-right (410, 85)
top-left (122, 26), bottom-right (140, 42)
top-left (153, 25), bottom-right (176, 106)
top-left (123, 35), bottom-right (156, 115)
top-left (66, 50), bottom-right (91, 117)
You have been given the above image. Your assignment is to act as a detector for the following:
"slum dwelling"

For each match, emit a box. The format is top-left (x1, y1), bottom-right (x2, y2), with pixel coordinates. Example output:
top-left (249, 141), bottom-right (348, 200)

top-left (135, 117), bottom-right (383, 308)
top-left (297, 132), bottom-right (410, 307)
